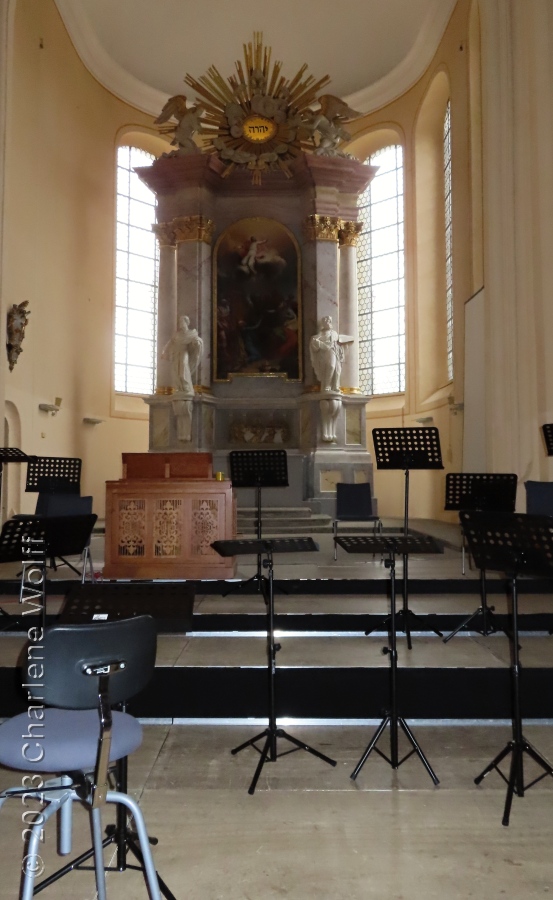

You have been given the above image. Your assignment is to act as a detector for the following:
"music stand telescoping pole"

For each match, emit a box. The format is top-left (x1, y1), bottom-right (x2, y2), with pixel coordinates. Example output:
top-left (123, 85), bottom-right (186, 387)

top-left (370, 428), bottom-right (444, 649)
top-left (224, 450), bottom-right (289, 596)
top-left (462, 511), bottom-right (553, 826)
top-left (212, 537), bottom-right (337, 795)
top-left (337, 534), bottom-right (442, 785)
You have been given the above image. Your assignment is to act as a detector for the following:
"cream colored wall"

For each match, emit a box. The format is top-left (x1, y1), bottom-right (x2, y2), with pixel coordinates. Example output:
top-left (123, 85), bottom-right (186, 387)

top-left (347, 0), bottom-right (475, 521)
top-left (3, 0), bottom-right (168, 516)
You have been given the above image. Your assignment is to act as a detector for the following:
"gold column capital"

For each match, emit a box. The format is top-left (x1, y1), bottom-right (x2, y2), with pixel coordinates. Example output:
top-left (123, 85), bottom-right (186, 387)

top-left (338, 220), bottom-right (363, 247)
top-left (152, 222), bottom-right (177, 246)
top-left (172, 215), bottom-right (215, 245)
top-left (302, 215), bottom-right (341, 243)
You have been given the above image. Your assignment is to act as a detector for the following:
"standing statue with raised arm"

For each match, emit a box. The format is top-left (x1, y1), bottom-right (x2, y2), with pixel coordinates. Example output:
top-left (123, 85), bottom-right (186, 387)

top-left (309, 315), bottom-right (352, 392)
top-left (162, 316), bottom-right (203, 394)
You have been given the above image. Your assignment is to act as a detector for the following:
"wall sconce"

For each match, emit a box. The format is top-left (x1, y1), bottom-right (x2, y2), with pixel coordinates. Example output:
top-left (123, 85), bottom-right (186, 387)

top-left (415, 416), bottom-right (434, 425)
top-left (39, 397), bottom-right (62, 416)
top-left (82, 417), bottom-right (105, 425)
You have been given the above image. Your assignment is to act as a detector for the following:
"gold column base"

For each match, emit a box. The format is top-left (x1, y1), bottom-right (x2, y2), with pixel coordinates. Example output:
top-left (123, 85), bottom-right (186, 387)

top-left (340, 387), bottom-right (362, 395)
top-left (155, 386), bottom-right (175, 396)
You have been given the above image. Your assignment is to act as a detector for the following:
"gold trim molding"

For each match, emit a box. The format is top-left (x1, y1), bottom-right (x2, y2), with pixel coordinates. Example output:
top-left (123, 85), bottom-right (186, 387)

top-left (152, 223), bottom-right (177, 247)
top-left (340, 386), bottom-right (362, 394)
top-left (155, 386), bottom-right (175, 396)
top-left (173, 216), bottom-right (215, 245)
top-left (338, 221), bottom-right (363, 247)
top-left (302, 215), bottom-right (341, 243)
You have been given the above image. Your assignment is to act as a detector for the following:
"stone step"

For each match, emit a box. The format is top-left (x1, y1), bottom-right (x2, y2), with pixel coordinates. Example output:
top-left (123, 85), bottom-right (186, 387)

top-left (237, 507), bottom-right (315, 519)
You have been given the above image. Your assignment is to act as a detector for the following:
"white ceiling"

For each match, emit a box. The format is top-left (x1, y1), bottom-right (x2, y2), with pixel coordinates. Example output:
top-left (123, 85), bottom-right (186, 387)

top-left (54, 0), bottom-right (457, 117)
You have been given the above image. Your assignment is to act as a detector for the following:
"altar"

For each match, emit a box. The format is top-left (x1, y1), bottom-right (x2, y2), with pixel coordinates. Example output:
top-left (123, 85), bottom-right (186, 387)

top-left (136, 34), bottom-right (378, 517)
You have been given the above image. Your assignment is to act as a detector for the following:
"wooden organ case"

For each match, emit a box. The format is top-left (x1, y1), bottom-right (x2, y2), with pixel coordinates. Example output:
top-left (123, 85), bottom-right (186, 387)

top-left (103, 453), bottom-right (236, 580)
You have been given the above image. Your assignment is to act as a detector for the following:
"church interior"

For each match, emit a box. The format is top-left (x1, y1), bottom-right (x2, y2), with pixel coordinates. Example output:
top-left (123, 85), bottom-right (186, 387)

top-left (1, 0), bottom-right (553, 897)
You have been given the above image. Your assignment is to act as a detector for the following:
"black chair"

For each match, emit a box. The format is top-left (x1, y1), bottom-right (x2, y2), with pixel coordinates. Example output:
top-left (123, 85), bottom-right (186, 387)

top-left (525, 480), bottom-right (553, 516)
top-left (333, 482), bottom-right (382, 561)
top-left (0, 616), bottom-right (167, 900)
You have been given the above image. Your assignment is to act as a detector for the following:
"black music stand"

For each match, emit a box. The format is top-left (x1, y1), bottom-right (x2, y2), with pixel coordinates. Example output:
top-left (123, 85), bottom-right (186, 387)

top-left (462, 512), bottom-right (553, 825)
top-left (443, 473), bottom-right (517, 642)
top-left (225, 450), bottom-right (289, 596)
top-left (25, 455), bottom-right (81, 494)
top-left (337, 534), bottom-right (441, 785)
top-left (370, 427), bottom-right (444, 648)
top-left (0, 450), bottom-right (32, 622)
top-left (542, 424), bottom-right (553, 456)
top-left (0, 517), bottom-right (47, 631)
top-left (212, 537), bottom-right (337, 795)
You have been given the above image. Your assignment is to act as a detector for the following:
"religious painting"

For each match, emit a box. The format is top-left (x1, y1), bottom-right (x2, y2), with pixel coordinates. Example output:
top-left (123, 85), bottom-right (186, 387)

top-left (213, 217), bottom-right (301, 381)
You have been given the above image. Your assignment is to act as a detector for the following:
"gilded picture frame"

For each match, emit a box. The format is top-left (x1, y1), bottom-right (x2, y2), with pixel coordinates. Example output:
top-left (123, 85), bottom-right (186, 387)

top-left (213, 217), bottom-right (302, 382)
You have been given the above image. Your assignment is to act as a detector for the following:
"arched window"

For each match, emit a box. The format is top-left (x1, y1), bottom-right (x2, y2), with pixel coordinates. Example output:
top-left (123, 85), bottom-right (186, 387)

top-left (114, 146), bottom-right (159, 395)
top-left (357, 145), bottom-right (405, 395)
top-left (444, 100), bottom-right (453, 380)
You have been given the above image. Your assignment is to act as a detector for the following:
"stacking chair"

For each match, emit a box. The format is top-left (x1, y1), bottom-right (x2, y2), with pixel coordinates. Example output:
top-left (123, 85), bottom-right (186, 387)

top-left (0, 616), bottom-right (170, 900)
top-left (333, 482), bottom-right (383, 560)
top-left (525, 480), bottom-right (553, 516)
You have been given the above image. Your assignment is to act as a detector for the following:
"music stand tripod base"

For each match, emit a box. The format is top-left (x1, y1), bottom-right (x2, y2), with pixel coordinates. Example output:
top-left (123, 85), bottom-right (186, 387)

top-left (462, 511), bottom-right (553, 825)
top-left (336, 535), bottom-right (441, 786)
top-left (212, 537), bottom-right (337, 794)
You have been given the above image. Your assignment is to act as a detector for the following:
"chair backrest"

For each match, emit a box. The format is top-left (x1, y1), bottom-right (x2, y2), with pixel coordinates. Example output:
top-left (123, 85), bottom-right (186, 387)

top-left (525, 480), bottom-right (553, 516)
top-left (336, 482), bottom-right (375, 521)
top-left (25, 456), bottom-right (81, 494)
top-left (26, 616), bottom-right (157, 709)
top-left (35, 493), bottom-right (93, 517)
top-left (445, 473), bottom-right (517, 512)
top-left (42, 514), bottom-right (97, 557)
top-left (0, 516), bottom-right (45, 563)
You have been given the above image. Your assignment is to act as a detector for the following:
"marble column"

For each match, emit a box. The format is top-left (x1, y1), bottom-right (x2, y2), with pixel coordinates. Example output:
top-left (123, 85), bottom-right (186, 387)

top-left (152, 222), bottom-right (177, 393)
top-left (173, 215), bottom-right (214, 389)
top-left (338, 220), bottom-right (363, 393)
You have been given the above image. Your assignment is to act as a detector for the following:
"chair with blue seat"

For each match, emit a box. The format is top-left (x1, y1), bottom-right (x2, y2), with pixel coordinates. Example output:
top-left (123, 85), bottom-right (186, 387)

top-left (0, 615), bottom-right (175, 900)
top-left (525, 480), bottom-right (553, 516)
top-left (333, 482), bottom-right (383, 561)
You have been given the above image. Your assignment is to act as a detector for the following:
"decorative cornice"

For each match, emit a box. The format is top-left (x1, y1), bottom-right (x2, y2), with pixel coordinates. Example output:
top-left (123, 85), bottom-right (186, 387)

top-left (302, 215), bottom-right (341, 243)
top-left (338, 221), bottom-right (363, 247)
top-left (152, 223), bottom-right (177, 247)
top-left (172, 216), bottom-right (215, 245)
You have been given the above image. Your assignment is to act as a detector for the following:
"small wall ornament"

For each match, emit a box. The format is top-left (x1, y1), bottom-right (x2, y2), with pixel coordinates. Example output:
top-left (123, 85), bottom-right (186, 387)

top-left (6, 301), bottom-right (30, 371)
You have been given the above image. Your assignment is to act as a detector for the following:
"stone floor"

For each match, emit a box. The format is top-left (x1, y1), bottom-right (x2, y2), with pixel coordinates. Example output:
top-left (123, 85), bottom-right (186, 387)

top-left (1, 723), bottom-right (553, 899)
top-left (0, 521), bottom-right (552, 898)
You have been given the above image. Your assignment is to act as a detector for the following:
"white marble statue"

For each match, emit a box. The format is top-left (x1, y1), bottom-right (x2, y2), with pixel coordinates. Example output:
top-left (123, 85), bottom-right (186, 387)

top-left (309, 315), bottom-right (353, 392)
top-left (162, 316), bottom-right (203, 394)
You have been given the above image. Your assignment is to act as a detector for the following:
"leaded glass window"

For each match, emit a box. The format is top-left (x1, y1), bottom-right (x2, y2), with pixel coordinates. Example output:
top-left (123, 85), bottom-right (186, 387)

top-left (444, 100), bottom-right (453, 380)
top-left (115, 147), bottom-right (159, 394)
top-left (357, 145), bottom-right (405, 395)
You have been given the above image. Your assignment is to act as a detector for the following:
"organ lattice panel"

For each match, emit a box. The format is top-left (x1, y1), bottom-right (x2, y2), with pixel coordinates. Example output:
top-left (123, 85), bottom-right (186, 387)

top-left (104, 479), bottom-right (235, 579)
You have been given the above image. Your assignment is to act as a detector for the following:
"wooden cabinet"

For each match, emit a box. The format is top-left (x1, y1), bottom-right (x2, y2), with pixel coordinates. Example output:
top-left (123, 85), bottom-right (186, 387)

top-left (104, 478), bottom-right (236, 580)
